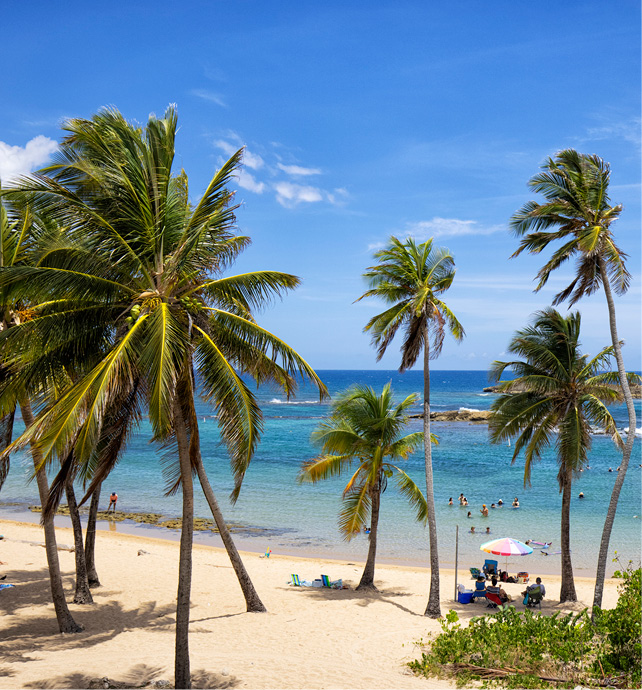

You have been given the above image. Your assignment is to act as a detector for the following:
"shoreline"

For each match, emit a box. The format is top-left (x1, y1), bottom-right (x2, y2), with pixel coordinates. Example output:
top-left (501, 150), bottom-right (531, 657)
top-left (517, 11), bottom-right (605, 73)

top-left (0, 505), bottom-right (612, 578)
top-left (0, 518), bottom-right (623, 690)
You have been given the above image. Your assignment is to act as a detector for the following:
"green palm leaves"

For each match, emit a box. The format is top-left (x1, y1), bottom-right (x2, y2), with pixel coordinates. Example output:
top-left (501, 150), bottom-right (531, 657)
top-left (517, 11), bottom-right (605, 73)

top-left (510, 149), bottom-right (629, 305)
top-left (299, 383), bottom-right (427, 539)
top-left (489, 309), bottom-right (630, 486)
top-left (358, 236), bottom-right (464, 369)
top-left (0, 106), bottom-right (326, 489)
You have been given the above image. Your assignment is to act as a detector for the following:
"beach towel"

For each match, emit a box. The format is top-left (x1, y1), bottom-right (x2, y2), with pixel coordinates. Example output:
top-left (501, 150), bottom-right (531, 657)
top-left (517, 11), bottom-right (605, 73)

top-left (0, 583), bottom-right (15, 590)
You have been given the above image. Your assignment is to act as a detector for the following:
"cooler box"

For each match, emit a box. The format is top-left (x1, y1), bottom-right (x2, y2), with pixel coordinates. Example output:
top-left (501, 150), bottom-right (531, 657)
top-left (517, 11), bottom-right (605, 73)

top-left (517, 572), bottom-right (529, 584)
top-left (457, 591), bottom-right (473, 604)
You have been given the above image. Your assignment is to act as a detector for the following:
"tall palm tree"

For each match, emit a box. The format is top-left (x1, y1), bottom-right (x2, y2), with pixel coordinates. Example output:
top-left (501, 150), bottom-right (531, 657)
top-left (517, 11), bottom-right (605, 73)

top-left (0, 193), bottom-right (83, 632)
top-left (357, 236), bottom-right (464, 617)
top-left (0, 106), bottom-right (326, 688)
top-left (299, 383), bottom-right (428, 590)
top-left (488, 309), bottom-right (636, 602)
top-left (510, 149), bottom-right (638, 609)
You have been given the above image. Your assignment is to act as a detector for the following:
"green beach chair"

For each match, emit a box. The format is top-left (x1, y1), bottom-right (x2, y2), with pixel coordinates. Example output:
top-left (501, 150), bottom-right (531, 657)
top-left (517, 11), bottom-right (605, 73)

top-left (290, 574), bottom-right (301, 586)
top-left (321, 574), bottom-right (343, 588)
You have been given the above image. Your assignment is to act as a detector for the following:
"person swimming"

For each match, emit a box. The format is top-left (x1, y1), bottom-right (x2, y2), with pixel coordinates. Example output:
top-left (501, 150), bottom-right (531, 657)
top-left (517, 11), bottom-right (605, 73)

top-left (470, 526), bottom-right (476, 534)
top-left (578, 492), bottom-right (584, 499)
top-left (448, 497), bottom-right (453, 505)
top-left (512, 497), bottom-right (519, 507)
top-left (490, 503), bottom-right (496, 509)
top-left (467, 511), bottom-right (472, 518)
top-left (497, 499), bottom-right (503, 506)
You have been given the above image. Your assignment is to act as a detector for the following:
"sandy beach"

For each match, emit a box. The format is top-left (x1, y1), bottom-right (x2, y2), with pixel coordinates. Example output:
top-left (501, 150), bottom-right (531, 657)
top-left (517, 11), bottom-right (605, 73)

top-left (0, 519), bottom-right (623, 690)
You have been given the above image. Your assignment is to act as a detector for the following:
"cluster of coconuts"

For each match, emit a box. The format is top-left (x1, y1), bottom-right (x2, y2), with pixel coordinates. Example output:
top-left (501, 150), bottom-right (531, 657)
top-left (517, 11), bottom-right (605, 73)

top-left (179, 296), bottom-right (203, 312)
top-left (124, 304), bottom-right (141, 327)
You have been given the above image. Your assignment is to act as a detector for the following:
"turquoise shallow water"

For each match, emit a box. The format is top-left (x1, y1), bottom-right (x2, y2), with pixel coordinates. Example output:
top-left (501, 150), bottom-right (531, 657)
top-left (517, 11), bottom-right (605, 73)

top-left (1, 370), bottom-right (640, 577)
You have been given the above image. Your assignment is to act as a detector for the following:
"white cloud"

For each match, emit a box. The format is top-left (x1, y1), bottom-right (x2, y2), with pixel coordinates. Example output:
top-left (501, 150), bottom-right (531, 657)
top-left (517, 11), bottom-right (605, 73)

top-left (236, 169), bottom-right (265, 194)
top-left (190, 89), bottom-right (227, 107)
top-left (327, 187), bottom-right (350, 205)
top-left (584, 116), bottom-right (641, 147)
top-left (277, 163), bottom-right (322, 176)
top-left (406, 217), bottom-right (504, 239)
top-left (214, 139), bottom-right (263, 170)
top-left (0, 135), bottom-right (58, 183)
top-left (274, 181), bottom-right (323, 207)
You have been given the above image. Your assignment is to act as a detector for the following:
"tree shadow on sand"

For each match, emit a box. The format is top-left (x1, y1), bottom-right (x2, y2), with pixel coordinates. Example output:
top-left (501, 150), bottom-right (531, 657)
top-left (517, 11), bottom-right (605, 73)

top-left (287, 582), bottom-right (423, 616)
top-left (0, 568), bottom-right (176, 660)
top-left (24, 664), bottom-right (240, 689)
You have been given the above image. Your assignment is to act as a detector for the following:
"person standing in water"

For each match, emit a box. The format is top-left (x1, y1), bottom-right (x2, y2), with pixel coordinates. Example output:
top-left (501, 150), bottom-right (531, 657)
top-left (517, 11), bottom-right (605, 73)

top-left (107, 492), bottom-right (118, 513)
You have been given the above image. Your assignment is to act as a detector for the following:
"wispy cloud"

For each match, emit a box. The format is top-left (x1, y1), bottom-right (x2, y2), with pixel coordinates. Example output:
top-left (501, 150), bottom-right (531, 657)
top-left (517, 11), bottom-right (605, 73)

top-left (236, 169), bottom-right (265, 194)
top-left (584, 116), bottom-right (641, 148)
top-left (406, 217), bottom-right (505, 239)
top-left (274, 182), bottom-right (323, 207)
top-left (277, 163), bottom-right (322, 176)
top-left (190, 89), bottom-right (227, 107)
top-left (0, 135), bottom-right (58, 183)
top-left (213, 134), bottom-right (343, 209)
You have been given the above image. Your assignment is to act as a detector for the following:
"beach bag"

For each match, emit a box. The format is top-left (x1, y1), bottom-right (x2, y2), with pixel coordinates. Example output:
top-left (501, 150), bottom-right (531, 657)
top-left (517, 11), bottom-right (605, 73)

top-left (522, 593), bottom-right (529, 606)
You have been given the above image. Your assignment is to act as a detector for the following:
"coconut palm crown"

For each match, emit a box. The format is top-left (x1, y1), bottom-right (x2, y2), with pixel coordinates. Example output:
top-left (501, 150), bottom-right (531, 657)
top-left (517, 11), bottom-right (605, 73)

top-left (356, 235), bottom-right (464, 618)
top-left (488, 308), bottom-right (639, 602)
top-left (508, 149), bottom-right (637, 611)
top-left (299, 383), bottom-right (429, 590)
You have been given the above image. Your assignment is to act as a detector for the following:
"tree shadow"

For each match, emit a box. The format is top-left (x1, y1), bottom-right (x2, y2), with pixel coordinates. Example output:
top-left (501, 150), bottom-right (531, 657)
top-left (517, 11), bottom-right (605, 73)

top-left (23, 664), bottom-right (240, 689)
top-left (287, 583), bottom-right (423, 616)
top-left (0, 567), bottom-right (176, 660)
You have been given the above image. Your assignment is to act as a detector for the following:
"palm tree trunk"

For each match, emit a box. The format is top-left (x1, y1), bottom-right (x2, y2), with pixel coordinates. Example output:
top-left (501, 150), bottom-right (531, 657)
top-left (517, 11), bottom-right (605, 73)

top-left (195, 459), bottom-right (267, 612)
top-left (422, 336), bottom-right (441, 618)
top-left (559, 466), bottom-right (577, 602)
top-left (356, 484), bottom-right (381, 591)
top-left (0, 408), bottom-right (15, 491)
top-left (174, 396), bottom-right (194, 690)
top-left (65, 474), bottom-right (94, 604)
top-left (84, 485), bottom-right (102, 587)
top-left (20, 400), bottom-right (83, 633)
top-left (593, 259), bottom-right (638, 613)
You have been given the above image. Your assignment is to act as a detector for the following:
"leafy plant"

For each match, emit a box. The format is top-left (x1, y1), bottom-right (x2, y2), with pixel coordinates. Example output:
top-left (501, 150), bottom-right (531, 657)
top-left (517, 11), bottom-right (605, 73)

top-left (410, 595), bottom-right (641, 688)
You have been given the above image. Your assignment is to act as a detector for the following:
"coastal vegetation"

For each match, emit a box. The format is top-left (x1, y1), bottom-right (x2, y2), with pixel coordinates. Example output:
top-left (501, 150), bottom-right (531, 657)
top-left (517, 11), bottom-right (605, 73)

top-left (488, 308), bottom-right (638, 602)
top-left (299, 383), bottom-right (429, 590)
top-left (0, 106), bottom-right (326, 688)
top-left (357, 236), bottom-right (464, 617)
top-left (509, 150), bottom-right (638, 611)
top-left (410, 566), bottom-right (641, 688)
top-left (0, 105), bottom-right (637, 688)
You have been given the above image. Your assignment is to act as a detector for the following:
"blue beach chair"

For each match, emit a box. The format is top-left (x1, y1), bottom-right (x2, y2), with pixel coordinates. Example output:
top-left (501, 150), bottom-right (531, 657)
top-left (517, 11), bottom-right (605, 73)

top-left (483, 559), bottom-right (498, 578)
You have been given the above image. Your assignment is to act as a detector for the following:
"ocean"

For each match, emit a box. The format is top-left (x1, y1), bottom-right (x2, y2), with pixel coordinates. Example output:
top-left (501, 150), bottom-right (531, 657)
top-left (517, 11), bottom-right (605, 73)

top-left (1, 370), bottom-right (640, 577)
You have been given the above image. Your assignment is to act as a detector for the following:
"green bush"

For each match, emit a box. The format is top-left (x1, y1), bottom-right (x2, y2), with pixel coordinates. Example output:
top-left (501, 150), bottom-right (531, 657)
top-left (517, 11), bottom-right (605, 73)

top-left (409, 572), bottom-right (641, 690)
top-left (593, 566), bottom-right (641, 686)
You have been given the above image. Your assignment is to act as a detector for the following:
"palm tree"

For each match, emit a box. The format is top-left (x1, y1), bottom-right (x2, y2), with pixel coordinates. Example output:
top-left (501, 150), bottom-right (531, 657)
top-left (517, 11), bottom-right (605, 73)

top-left (488, 309), bottom-right (637, 602)
top-left (299, 383), bottom-right (428, 590)
top-left (356, 236), bottom-right (464, 617)
top-left (510, 149), bottom-right (638, 609)
top-left (0, 106), bottom-right (326, 688)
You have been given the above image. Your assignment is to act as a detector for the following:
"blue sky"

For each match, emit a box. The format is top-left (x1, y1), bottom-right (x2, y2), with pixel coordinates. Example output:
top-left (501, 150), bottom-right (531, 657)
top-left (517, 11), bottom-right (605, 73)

top-left (1, 1), bottom-right (640, 371)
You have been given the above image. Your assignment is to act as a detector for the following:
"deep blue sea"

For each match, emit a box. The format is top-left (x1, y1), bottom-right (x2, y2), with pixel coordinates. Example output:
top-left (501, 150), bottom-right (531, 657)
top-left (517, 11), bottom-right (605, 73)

top-left (1, 370), bottom-right (640, 577)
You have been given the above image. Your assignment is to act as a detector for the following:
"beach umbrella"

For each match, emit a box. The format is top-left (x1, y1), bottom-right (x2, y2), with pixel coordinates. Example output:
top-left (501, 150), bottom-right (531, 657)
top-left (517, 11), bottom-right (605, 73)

top-left (480, 537), bottom-right (533, 574)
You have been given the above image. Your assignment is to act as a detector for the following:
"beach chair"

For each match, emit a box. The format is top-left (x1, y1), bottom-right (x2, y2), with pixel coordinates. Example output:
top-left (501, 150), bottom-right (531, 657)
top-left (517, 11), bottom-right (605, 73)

top-left (524, 585), bottom-right (543, 609)
top-left (483, 559), bottom-right (498, 578)
top-left (471, 579), bottom-right (487, 601)
top-left (485, 591), bottom-right (504, 609)
top-left (470, 567), bottom-right (482, 579)
top-left (321, 574), bottom-right (343, 589)
top-left (290, 574), bottom-right (301, 586)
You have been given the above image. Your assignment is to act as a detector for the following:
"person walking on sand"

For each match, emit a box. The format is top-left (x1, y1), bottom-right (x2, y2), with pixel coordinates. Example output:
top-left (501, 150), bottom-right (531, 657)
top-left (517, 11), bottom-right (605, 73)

top-left (107, 492), bottom-right (118, 513)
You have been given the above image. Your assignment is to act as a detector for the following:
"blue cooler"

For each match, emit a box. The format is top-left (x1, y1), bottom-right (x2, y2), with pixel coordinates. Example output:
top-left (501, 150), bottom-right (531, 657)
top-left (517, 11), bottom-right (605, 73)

top-left (458, 591), bottom-right (473, 604)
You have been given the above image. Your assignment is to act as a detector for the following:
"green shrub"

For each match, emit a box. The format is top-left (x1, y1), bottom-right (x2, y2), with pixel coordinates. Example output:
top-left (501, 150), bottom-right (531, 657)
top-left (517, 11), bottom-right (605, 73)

top-left (410, 578), bottom-right (641, 690)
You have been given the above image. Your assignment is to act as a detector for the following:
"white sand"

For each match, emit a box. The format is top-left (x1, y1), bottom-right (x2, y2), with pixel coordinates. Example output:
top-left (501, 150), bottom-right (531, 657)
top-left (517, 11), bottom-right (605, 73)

top-left (0, 519), bottom-right (622, 689)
